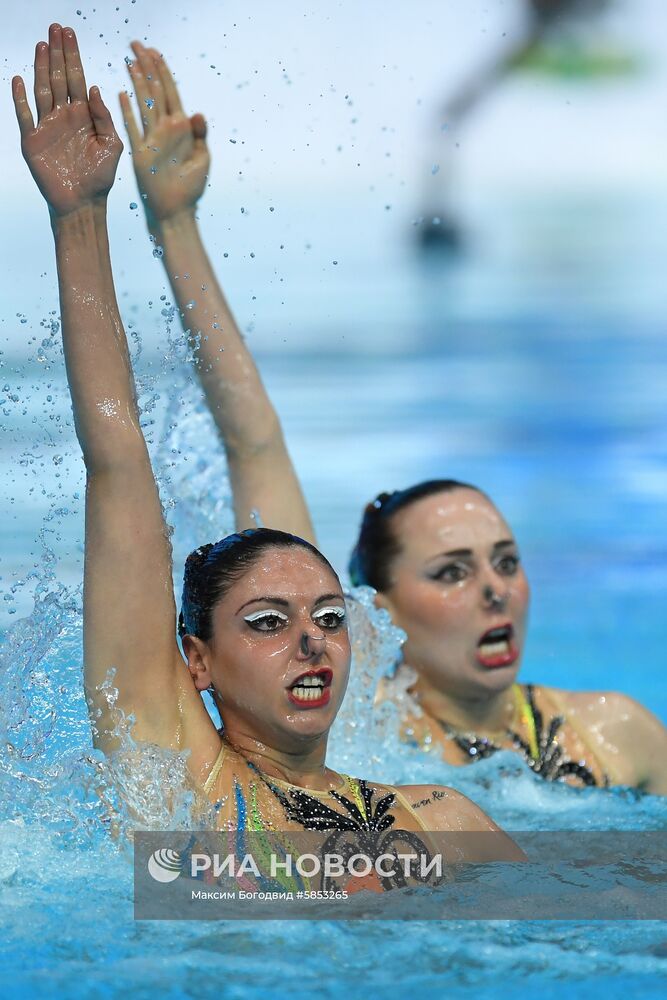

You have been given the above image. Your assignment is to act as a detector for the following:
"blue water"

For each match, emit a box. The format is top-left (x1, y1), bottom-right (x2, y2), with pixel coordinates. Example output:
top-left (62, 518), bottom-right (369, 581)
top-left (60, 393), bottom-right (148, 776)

top-left (1, 185), bottom-right (667, 997)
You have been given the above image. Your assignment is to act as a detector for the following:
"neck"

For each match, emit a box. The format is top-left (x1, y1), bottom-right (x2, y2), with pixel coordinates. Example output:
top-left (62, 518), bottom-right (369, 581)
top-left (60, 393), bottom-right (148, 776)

top-left (409, 671), bottom-right (518, 735)
top-left (222, 725), bottom-right (335, 791)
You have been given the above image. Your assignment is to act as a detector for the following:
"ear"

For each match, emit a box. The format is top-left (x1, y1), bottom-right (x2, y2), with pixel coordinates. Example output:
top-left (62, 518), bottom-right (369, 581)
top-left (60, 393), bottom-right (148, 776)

top-left (181, 634), bottom-right (214, 692)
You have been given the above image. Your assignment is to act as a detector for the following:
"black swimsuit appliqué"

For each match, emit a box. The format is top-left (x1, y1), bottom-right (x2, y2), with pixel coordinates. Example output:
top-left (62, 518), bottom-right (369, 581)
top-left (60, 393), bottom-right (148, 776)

top-left (246, 764), bottom-right (444, 891)
top-left (254, 771), bottom-right (397, 833)
top-left (440, 685), bottom-right (605, 787)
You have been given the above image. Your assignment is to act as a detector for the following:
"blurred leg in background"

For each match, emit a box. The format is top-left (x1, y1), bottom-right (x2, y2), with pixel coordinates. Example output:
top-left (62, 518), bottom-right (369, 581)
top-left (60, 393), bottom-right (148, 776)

top-left (415, 0), bottom-right (635, 255)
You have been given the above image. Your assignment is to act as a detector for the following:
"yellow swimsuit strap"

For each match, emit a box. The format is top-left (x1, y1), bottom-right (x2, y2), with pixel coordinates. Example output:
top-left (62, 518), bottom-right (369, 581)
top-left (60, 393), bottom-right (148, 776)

top-left (512, 684), bottom-right (540, 761)
top-left (203, 743), bottom-right (226, 795)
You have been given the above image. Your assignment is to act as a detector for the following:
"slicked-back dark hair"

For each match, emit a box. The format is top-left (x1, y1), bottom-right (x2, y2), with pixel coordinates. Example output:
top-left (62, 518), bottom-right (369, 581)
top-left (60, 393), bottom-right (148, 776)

top-left (348, 479), bottom-right (486, 592)
top-left (180, 527), bottom-right (338, 641)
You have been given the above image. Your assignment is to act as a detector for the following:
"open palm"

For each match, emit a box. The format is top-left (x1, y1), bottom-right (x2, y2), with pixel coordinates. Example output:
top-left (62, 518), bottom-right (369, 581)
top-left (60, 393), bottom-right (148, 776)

top-left (121, 43), bottom-right (210, 225)
top-left (13, 25), bottom-right (122, 217)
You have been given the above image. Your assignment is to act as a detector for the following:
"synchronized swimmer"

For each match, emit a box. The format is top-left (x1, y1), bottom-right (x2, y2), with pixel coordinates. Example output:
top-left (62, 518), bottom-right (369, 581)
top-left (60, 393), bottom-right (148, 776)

top-left (114, 42), bottom-right (667, 792)
top-left (12, 24), bottom-right (525, 869)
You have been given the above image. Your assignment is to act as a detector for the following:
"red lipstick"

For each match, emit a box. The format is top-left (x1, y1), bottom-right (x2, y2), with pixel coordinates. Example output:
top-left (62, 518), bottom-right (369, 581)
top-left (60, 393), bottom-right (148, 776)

top-left (475, 623), bottom-right (519, 669)
top-left (287, 668), bottom-right (333, 708)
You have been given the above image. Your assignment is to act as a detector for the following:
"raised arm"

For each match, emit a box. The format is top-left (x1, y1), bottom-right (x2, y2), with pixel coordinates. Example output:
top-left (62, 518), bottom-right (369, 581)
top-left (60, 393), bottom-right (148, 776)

top-left (119, 42), bottom-right (315, 542)
top-left (12, 25), bottom-right (216, 763)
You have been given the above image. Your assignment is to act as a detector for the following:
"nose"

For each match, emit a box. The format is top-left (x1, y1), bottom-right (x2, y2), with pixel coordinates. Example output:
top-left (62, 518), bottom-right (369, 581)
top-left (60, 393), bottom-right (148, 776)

top-left (482, 582), bottom-right (508, 612)
top-left (298, 629), bottom-right (327, 659)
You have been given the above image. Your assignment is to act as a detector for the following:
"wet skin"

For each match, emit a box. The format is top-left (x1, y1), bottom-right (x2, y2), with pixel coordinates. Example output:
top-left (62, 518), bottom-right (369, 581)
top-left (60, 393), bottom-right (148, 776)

top-left (376, 488), bottom-right (530, 711)
top-left (182, 548), bottom-right (350, 766)
top-left (375, 489), bottom-right (667, 792)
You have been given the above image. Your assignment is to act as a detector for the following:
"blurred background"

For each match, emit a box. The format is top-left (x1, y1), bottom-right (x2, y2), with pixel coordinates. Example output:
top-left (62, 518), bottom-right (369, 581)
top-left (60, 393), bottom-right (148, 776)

top-left (1, 0), bottom-right (666, 713)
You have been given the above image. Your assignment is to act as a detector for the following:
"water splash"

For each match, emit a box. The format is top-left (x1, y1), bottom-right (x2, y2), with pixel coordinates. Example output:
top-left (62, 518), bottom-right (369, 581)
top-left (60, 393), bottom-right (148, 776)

top-left (2, 320), bottom-right (666, 997)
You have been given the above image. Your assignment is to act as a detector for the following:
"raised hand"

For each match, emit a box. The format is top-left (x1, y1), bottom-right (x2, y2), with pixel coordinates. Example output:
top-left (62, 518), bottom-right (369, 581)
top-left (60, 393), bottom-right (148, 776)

top-left (12, 24), bottom-right (122, 217)
top-left (120, 42), bottom-right (210, 228)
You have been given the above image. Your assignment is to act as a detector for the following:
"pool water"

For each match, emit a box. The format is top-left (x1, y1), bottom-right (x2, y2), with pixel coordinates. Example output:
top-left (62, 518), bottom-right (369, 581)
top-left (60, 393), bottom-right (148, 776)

top-left (1, 185), bottom-right (666, 997)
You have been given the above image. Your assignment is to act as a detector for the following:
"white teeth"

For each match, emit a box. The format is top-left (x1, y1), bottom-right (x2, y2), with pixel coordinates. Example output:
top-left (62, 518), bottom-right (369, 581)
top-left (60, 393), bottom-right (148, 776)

top-left (479, 640), bottom-right (510, 657)
top-left (291, 683), bottom-right (325, 702)
top-left (302, 676), bottom-right (324, 688)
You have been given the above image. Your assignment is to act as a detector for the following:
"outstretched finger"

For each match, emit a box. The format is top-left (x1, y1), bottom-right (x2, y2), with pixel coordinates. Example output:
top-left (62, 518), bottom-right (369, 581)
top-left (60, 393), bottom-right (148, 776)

top-left (134, 42), bottom-right (164, 119)
top-left (126, 53), bottom-right (152, 135)
top-left (48, 23), bottom-right (68, 107)
top-left (33, 41), bottom-right (53, 120)
top-left (62, 26), bottom-right (88, 101)
top-left (130, 41), bottom-right (162, 122)
top-left (119, 90), bottom-right (142, 150)
top-left (151, 50), bottom-right (184, 116)
top-left (89, 86), bottom-right (118, 140)
top-left (11, 76), bottom-right (35, 139)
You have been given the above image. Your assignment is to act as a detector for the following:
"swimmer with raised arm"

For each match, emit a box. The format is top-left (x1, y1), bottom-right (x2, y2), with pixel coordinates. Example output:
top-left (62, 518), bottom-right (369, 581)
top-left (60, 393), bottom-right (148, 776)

top-left (12, 25), bottom-right (519, 862)
top-left (121, 44), bottom-right (667, 796)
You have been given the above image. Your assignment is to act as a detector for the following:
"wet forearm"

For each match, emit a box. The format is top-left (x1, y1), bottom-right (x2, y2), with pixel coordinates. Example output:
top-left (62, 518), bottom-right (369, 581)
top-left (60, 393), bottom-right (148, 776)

top-left (153, 210), bottom-right (279, 452)
top-left (53, 202), bottom-right (146, 470)
top-left (152, 211), bottom-right (315, 539)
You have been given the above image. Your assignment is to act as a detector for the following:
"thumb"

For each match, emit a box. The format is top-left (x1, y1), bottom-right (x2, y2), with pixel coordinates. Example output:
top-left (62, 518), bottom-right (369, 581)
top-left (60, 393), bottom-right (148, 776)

top-left (89, 85), bottom-right (117, 140)
top-left (190, 112), bottom-right (207, 143)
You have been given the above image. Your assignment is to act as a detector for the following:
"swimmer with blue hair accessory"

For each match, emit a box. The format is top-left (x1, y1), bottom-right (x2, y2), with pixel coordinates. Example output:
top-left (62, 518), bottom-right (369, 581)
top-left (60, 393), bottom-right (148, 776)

top-left (11, 24), bottom-right (522, 868)
top-left (121, 42), bottom-right (667, 796)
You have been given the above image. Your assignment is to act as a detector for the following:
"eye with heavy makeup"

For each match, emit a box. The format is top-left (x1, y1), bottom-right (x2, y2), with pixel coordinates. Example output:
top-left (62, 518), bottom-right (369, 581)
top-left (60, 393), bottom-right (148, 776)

top-left (427, 545), bottom-right (521, 586)
top-left (242, 604), bottom-right (347, 633)
top-left (312, 606), bottom-right (347, 630)
top-left (429, 561), bottom-right (470, 585)
top-left (243, 609), bottom-right (290, 632)
top-left (493, 551), bottom-right (521, 577)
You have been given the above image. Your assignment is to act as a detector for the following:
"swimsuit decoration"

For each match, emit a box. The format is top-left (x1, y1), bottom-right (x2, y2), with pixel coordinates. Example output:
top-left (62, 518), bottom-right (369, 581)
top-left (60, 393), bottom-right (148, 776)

top-left (245, 758), bottom-right (397, 833)
top-left (266, 777), bottom-right (396, 834)
top-left (247, 763), bottom-right (446, 892)
top-left (440, 685), bottom-right (605, 787)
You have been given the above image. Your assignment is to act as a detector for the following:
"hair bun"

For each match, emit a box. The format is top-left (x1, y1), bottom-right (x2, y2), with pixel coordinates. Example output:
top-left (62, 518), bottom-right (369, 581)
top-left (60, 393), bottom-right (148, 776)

top-left (185, 543), bottom-right (213, 569)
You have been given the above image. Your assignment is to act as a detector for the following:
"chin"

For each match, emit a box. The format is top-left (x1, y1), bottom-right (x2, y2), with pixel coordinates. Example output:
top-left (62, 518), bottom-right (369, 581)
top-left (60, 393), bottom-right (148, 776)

top-left (472, 663), bottom-right (521, 695)
top-left (283, 713), bottom-right (335, 743)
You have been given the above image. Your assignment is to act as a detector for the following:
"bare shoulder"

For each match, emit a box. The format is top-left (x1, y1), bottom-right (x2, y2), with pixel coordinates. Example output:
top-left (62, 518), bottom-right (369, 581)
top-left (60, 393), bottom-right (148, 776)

top-left (540, 686), bottom-right (667, 794)
top-left (396, 783), bottom-right (498, 832)
top-left (395, 783), bottom-right (525, 861)
top-left (541, 685), bottom-right (655, 729)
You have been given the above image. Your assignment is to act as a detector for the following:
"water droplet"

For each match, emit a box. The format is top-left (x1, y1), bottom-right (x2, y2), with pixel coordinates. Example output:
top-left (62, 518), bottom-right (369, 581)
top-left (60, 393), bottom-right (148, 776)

top-left (129, 202), bottom-right (138, 210)
top-left (144, 98), bottom-right (155, 110)
top-left (152, 246), bottom-right (164, 258)
top-left (431, 164), bottom-right (440, 175)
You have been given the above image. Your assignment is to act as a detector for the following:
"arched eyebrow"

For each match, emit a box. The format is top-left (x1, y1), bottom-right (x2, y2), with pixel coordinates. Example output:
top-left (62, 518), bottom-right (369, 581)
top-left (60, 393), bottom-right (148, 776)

top-left (235, 592), bottom-right (343, 615)
top-left (313, 593), bottom-right (344, 608)
top-left (426, 540), bottom-right (516, 563)
top-left (426, 548), bottom-right (473, 562)
top-left (236, 596), bottom-right (289, 615)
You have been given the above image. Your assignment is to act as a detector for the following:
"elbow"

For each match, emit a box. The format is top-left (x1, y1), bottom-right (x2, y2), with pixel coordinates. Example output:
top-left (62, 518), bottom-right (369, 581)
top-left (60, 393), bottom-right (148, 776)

top-left (82, 440), bottom-right (151, 478)
top-left (223, 415), bottom-right (285, 459)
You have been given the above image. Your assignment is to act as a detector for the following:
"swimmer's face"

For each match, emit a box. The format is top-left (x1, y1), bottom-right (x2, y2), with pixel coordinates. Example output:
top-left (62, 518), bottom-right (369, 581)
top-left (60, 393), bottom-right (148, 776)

top-left (377, 489), bottom-right (530, 699)
top-left (194, 547), bottom-right (350, 752)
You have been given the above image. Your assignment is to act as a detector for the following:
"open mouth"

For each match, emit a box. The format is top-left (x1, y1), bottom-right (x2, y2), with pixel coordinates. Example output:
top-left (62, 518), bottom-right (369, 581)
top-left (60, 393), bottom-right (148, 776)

top-left (476, 624), bottom-right (519, 669)
top-left (287, 668), bottom-right (333, 708)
